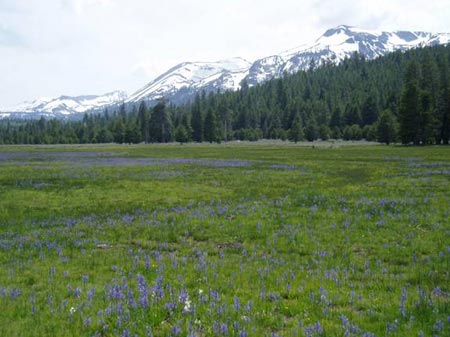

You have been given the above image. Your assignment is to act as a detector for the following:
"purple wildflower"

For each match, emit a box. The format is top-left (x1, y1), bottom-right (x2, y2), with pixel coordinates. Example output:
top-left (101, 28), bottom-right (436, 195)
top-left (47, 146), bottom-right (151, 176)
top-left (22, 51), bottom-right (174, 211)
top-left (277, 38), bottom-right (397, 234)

top-left (220, 323), bottom-right (228, 335)
top-left (234, 295), bottom-right (241, 311)
top-left (121, 328), bottom-right (131, 337)
top-left (136, 274), bottom-right (149, 308)
top-left (10, 288), bottom-right (20, 300)
top-left (171, 325), bottom-right (181, 336)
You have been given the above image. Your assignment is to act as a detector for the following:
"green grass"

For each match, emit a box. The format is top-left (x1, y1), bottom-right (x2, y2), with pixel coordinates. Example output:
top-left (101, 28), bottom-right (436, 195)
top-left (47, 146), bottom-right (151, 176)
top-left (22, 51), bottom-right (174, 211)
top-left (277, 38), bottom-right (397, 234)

top-left (0, 142), bottom-right (449, 336)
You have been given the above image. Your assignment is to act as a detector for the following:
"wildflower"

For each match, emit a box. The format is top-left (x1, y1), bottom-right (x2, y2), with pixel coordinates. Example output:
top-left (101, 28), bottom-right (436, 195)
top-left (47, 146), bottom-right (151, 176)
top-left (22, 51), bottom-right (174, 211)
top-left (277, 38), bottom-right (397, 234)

top-left (165, 302), bottom-right (177, 312)
top-left (244, 300), bottom-right (253, 311)
top-left (399, 287), bottom-right (407, 317)
top-left (87, 288), bottom-right (96, 302)
top-left (10, 288), bottom-right (21, 299)
top-left (432, 287), bottom-right (442, 297)
top-left (220, 323), bottom-right (228, 335)
top-left (122, 215), bottom-right (134, 223)
top-left (238, 330), bottom-right (247, 337)
top-left (171, 325), bottom-right (181, 336)
top-left (121, 328), bottom-right (131, 337)
top-left (145, 254), bottom-right (151, 270)
top-left (183, 299), bottom-right (192, 313)
top-left (178, 289), bottom-right (189, 303)
top-left (128, 289), bottom-right (137, 309)
top-left (433, 319), bottom-right (444, 332)
top-left (304, 321), bottom-right (323, 337)
top-left (210, 290), bottom-right (219, 300)
top-left (137, 274), bottom-right (149, 308)
top-left (234, 295), bottom-right (241, 311)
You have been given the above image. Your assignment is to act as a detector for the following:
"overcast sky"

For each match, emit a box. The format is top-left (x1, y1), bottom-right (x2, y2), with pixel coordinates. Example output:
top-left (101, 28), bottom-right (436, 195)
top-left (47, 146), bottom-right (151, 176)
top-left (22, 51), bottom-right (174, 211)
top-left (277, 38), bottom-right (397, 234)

top-left (1, 0), bottom-right (450, 106)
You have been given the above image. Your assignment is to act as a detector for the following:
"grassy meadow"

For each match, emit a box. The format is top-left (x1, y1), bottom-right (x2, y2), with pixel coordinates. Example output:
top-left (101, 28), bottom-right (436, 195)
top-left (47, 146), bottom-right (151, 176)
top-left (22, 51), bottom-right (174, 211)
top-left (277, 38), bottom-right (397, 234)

top-left (0, 142), bottom-right (449, 337)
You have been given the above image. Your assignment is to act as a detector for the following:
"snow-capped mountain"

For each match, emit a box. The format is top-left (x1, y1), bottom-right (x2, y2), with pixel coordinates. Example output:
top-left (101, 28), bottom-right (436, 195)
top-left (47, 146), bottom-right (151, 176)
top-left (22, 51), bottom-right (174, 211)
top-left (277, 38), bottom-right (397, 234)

top-left (3, 25), bottom-right (450, 119)
top-left (129, 25), bottom-right (450, 104)
top-left (247, 25), bottom-right (450, 85)
top-left (0, 91), bottom-right (127, 119)
top-left (126, 58), bottom-right (251, 104)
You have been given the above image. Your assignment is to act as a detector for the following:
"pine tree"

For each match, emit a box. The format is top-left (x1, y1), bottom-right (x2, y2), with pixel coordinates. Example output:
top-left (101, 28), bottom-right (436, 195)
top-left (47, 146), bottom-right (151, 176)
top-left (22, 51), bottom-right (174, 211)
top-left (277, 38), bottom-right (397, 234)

top-left (399, 60), bottom-right (422, 145)
top-left (268, 114), bottom-right (284, 140)
top-left (118, 103), bottom-right (127, 121)
top-left (149, 100), bottom-right (172, 143)
top-left (343, 124), bottom-right (362, 140)
top-left (288, 115), bottom-right (304, 143)
top-left (344, 103), bottom-right (361, 126)
top-left (113, 118), bottom-right (126, 143)
top-left (319, 125), bottom-right (331, 140)
top-left (421, 49), bottom-right (439, 108)
top-left (204, 107), bottom-right (219, 143)
top-left (361, 94), bottom-right (379, 126)
top-left (305, 118), bottom-right (319, 142)
top-left (331, 126), bottom-right (342, 139)
top-left (398, 59), bottom-right (436, 145)
top-left (138, 101), bottom-right (150, 143)
top-left (180, 113), bottom-right (193, 142)
top-left (191, 94), bottom-right (203, 142)
top-left (377, 109), bottom-right (397, 145)
top-left (436, 55), bottom-right (450, 144)
top-left (175, 125), bottom-right (189, 144)
top-left (218, 98), bottom-right (232, 141)
top-left (125, 118), bottom-right (140, 144)
top-left (418, 91), bottom-right (434, 144)
top-left (437, 87), bottom-right (450, 144)
top-left (330, 106), bottom-right (342, 129)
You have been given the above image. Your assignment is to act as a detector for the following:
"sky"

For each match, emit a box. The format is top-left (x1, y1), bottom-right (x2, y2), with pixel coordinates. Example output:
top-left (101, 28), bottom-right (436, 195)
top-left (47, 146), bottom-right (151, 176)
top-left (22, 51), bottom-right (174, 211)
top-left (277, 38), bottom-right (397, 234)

top-left (1, 0), bottom-right (450, 106)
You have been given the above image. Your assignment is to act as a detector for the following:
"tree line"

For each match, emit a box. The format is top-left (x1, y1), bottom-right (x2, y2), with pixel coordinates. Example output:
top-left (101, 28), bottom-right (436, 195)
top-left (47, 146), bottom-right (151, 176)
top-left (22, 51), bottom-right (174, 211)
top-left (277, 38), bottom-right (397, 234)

top-left (1, 44), bottom-right (449, 145)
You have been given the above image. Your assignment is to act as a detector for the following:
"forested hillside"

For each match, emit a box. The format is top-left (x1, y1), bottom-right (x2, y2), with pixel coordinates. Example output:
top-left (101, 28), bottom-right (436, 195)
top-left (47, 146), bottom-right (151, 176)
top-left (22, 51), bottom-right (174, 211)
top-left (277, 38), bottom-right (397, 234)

top-left (1, 45), bottom-right (449, 145)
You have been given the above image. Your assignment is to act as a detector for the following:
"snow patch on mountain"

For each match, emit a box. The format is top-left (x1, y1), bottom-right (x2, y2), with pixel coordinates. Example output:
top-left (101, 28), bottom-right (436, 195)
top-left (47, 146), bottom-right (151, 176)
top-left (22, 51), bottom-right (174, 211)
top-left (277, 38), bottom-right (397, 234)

top-left (256, 25), bottom-right (450, 80)
top-left (0, 91), bottom-right (127, 119)
top-left (127, 25), bottom-right (450, 105)
top-left (126, 58), bottom-right (251, 103)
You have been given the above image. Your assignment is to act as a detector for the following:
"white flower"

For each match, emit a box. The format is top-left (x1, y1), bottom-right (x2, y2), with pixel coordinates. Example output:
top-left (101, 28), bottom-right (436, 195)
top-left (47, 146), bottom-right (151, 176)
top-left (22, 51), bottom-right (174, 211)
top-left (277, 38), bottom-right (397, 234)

top-left (183, 299), bottom-right (192, 313)
top-left (69, 307), bottom-right (76, 315)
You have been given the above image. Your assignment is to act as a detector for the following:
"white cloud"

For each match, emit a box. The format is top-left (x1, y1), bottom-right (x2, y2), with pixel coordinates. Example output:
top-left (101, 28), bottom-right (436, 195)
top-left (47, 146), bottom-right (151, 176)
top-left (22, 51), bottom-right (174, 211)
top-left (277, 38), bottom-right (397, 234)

top-left (0, 23), bottom-right (23, 46)
top-left (61, 0), bottom-right (113, 14)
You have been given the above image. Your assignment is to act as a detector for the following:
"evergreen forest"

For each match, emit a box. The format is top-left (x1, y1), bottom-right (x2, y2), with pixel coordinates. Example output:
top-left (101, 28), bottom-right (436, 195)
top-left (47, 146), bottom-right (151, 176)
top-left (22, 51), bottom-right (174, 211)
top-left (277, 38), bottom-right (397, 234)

top-left (1, 44), bottom-right (450, 145)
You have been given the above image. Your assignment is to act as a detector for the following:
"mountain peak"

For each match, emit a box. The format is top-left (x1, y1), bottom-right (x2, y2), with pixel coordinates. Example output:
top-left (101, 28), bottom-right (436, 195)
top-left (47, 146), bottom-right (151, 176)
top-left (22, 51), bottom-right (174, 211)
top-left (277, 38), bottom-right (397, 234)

top-left (323, 25), bottom-right (353, 37)
top-left (126, 57), bottom-right (252, 104)
top-left (125, 26), bottom-right (450, 105)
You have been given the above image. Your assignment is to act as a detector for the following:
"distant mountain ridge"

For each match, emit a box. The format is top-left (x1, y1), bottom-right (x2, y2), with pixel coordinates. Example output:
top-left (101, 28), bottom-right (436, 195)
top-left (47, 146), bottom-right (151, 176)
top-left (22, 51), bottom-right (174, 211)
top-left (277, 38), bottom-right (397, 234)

top-left (127, 25), bottom-right (450, 104)
top-left (2, 25), bottom-right (450, 119)
top-left (0, 91), bottom-right (127, 120)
